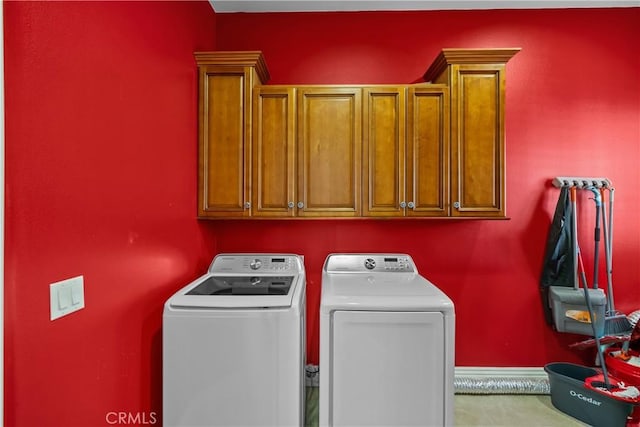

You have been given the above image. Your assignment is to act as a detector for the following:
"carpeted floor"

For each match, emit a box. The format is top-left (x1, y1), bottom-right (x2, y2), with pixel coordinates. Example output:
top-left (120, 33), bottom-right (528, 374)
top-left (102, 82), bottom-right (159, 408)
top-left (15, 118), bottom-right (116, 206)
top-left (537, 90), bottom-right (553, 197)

top-left (305, 388), bottom-right (589, 426)
top-left (453, 394), bottom-right (587, 426)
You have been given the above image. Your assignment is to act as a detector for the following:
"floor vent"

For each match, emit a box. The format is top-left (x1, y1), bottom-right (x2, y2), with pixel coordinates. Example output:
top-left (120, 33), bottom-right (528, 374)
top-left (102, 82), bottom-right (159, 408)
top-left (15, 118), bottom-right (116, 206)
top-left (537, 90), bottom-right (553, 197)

top-left (305, 365), bottom-right (550, 394)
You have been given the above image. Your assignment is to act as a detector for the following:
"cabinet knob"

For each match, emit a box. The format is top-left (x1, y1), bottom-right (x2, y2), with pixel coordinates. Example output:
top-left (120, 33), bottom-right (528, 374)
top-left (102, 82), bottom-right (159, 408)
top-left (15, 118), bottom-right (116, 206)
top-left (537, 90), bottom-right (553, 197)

top-left (453, 201), bottom-right (460, 209)
top-left (288, 201), bottom-right (295, 209)
top-left (244, 202), bottom-right (251, 209)
top-left (407, 201), bottom-right (415, 209)
top-left (297, 201), bottom-right (304, 209)
top-left (400, 201), bottom-right (407, 209)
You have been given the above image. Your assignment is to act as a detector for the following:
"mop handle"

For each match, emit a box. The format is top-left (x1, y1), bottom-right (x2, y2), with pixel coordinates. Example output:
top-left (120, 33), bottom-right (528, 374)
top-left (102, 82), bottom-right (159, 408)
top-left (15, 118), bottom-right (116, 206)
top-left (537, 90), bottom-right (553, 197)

top-left (587, 187), bottom-right (601, 289)
top-left (608, 188), bottom-right (615, 309)
top-left (600, 187), bottom-right (613, 313)
top-left (570, 186), bottom-right (579, 290)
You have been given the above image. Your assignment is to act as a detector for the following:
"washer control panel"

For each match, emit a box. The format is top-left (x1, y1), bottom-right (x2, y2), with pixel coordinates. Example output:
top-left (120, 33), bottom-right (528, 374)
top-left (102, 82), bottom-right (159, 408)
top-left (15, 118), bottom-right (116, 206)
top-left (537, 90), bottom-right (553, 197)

top-left (246, 256), bottom-right (292, 271)
top-left (210, 254), bottom-right (301, 273)
top-left (380, 256), bottom-right (411, 271)
top-left (325, 254), bottom-right (415, 273)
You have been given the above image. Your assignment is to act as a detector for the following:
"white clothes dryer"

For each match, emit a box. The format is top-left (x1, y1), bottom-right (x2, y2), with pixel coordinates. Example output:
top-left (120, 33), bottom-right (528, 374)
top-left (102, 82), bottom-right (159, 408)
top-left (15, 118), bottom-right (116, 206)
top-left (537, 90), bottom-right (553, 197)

top-left (163, 253), bottom-right (306, 427)
top-left (320, 253), bottom-right (455, 427)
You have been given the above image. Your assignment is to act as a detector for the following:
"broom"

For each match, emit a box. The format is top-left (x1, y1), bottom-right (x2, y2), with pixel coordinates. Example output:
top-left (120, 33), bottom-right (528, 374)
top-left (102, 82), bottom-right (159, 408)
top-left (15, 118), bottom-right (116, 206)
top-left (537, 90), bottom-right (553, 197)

top-left (593, 187), bottom-right (632, 335)
top-left (578, 252), bottom-right (611, 390)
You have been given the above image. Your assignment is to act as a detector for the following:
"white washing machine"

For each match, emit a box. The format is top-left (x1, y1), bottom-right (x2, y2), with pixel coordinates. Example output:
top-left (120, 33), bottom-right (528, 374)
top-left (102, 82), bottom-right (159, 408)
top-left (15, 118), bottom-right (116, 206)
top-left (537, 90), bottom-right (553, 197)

top-left (320, 253), bottom-right (455, 427)
top-left (163, 253), bottom-right (306, 427)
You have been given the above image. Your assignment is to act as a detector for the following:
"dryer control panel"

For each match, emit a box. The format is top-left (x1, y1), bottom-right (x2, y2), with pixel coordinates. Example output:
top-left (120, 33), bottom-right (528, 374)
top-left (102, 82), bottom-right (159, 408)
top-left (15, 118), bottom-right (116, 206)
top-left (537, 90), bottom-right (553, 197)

top-left (209, 254), bottom-right (302, 274)
top-left (324, 254), bottom-right (415, 273)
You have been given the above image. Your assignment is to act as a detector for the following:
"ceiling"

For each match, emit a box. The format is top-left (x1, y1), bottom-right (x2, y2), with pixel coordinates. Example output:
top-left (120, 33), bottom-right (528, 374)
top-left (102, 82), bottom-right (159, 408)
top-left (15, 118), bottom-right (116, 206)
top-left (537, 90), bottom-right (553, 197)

top-left (209, 0), bottom-right (638, 13)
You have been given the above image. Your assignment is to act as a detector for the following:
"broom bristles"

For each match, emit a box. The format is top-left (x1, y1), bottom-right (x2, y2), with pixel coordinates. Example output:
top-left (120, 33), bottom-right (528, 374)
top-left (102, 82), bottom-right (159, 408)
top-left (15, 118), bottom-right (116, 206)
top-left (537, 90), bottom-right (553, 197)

top-left (604, 313), bottom-right (633, 335)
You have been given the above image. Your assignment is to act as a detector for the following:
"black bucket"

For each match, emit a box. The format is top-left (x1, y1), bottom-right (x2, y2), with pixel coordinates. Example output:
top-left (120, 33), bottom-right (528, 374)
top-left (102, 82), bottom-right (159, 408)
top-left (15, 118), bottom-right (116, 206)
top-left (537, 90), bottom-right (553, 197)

top-left (544, 362), bottom-right (634, 427)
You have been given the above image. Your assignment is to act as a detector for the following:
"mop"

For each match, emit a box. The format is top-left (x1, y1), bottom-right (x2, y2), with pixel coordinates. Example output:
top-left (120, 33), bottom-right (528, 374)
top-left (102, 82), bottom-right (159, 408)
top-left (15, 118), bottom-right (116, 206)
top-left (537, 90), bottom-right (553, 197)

top-left (568, 189), bottom-right (635, 351)
top-left (585, 375), bottom-right (640, 403)
top-left (579, 250), bottom-right (640, 403)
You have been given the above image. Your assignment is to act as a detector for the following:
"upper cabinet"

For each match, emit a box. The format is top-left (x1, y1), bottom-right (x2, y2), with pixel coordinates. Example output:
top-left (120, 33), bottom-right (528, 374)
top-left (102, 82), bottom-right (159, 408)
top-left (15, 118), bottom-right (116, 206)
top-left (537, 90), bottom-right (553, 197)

top-left (196, 48), bottom-right (519, 219)
top-left (424, 48), bottom-right (520, 218)
top-left (252, 86), bottom-right (362, 218)
top-left (362, 86), bottom-right (406, 217)
top-left (406, 86), bottom-right (450, 217)
top-left (195, 52), bottom-right (269, 218)
top-left (252, 86), bottom-right (297, 217)
top-left (362, 86), bottom-right (449, 217)
top-left (297, 87), bottom-right (362, 217)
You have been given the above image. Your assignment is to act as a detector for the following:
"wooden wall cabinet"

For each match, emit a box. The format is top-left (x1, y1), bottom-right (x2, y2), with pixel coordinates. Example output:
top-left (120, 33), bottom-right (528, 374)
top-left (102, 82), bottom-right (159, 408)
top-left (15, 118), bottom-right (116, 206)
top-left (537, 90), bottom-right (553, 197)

top-left (195, 52), bottom-right (269, 218)
top-left (406, 86), bottom-right (450, 217)
top-left (252, 86), bottom-right (362, 217)
top-left (252, 86), bottom-right (297, 217)
top-left (297, 87), bottom-right (362, 217)
top-left (362, 87), bottom-right (406, 217)
top-left (362, 86), bottom-right (449, 217)
top-left (196, 48), bottom-right (519, 219)
top-left (424, 48), bottom-right (520, 218)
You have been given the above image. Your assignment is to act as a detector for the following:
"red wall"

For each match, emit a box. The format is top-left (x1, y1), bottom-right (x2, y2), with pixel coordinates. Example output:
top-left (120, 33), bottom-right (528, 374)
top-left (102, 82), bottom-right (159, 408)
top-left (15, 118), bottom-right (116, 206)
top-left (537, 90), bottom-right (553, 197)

top-left (214, 8), bottom-right (640, 366)
top-left (4, 3), bottom-right (639, 426)
top-left (4, 1), bottom-right (217, 426)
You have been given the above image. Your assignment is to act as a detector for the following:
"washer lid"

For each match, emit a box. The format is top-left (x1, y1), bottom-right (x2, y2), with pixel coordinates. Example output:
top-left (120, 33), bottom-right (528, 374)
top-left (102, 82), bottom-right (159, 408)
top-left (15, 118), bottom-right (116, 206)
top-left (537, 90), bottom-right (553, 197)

top-left (187, 276), bottom-right (293, 296)
top-left (321, 273), bottom-right (454, 312)
top-left (168, 274), bottom-right (299, 308)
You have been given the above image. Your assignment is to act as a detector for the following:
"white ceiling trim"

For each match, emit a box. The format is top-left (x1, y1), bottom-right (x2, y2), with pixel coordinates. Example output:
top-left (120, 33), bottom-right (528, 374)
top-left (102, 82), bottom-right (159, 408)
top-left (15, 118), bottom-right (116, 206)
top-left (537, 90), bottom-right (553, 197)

top-left (209, 0), bottom-right (639, 13)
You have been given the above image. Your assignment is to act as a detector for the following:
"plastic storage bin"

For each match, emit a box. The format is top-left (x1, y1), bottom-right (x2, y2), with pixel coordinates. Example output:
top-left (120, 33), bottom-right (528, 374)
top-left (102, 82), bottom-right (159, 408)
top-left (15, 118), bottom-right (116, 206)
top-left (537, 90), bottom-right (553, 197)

top-left (545, 362), bottom-right (634, 427)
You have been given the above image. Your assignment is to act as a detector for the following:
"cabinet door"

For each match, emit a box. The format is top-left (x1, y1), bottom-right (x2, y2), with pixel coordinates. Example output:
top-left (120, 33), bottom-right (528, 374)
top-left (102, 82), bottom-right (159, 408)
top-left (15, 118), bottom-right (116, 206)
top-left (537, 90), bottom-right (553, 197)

top-left (198, 65), bottom-right (252, 218)
top-left (252, 87), bottom-right (297, 217)
top-left (450, 64), bottom-right (506, 217)
top-left (362, 87), bottom-right (406, 217)
top-left (297, 88), bottom-right (362, 217)
top-left (406, 86), bottom-right (449, 217)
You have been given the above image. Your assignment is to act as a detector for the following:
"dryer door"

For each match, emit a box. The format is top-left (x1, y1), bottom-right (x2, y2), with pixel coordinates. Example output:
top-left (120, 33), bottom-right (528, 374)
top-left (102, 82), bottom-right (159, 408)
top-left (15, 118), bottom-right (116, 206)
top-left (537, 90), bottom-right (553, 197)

top-left (329, 310), bottom-right (445, 426)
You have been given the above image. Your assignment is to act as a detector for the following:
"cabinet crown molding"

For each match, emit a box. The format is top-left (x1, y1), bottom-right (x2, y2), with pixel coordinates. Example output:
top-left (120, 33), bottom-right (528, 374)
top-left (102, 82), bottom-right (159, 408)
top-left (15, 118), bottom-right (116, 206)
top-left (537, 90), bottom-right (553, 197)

top-left (194, 50), bottom-right (270, 84)
top-left (423, 48), bottom-right (521, 82)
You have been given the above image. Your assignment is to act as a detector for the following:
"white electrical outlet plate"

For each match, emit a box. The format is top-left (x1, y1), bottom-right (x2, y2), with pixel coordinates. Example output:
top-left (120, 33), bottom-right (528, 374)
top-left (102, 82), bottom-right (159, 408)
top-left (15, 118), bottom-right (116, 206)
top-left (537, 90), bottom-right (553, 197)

top-left (50, 275), bottom-right (85, 320)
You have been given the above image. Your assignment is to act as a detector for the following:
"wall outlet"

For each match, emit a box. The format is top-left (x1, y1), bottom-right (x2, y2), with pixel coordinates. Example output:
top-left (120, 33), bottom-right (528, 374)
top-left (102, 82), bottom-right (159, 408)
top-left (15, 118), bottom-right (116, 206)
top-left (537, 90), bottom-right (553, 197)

top-left (50, 275), bottom-right (85, 320)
